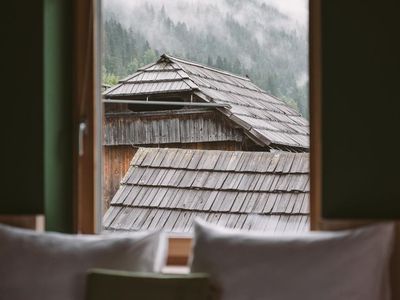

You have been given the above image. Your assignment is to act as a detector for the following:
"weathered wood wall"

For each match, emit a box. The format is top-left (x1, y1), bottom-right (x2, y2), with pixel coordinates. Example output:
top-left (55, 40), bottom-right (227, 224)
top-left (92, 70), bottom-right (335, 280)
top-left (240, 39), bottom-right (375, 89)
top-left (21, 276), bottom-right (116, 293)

top-left (102, 108), bottom-right (263, 212)
top-left (103, 146), bottom-right (137, 210)
top-left (104, 109), bottom-right (244, 146)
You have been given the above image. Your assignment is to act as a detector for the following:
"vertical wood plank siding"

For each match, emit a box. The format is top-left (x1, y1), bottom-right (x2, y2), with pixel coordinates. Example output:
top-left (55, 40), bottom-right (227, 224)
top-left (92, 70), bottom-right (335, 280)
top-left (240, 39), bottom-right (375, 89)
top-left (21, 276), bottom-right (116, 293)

top-left (104, 110), bottom-right (244, 146)
top-left (103, 146), bottom-right (137, 211)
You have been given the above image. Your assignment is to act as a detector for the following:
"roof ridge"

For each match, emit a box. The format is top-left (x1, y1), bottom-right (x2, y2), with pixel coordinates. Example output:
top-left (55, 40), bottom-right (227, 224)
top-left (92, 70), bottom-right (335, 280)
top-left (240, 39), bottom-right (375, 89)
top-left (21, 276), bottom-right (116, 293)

top-left (160, 54), bottom-right (252, 82)
top-left (168, 60), bottom-right (202, 92)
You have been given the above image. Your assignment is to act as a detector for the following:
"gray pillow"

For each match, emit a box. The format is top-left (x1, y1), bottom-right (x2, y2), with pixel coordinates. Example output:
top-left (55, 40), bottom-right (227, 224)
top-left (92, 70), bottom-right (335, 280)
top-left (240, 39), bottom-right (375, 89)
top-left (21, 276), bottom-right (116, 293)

top-left (191, 219), bottom-right (394, 300)
top-left (0, 224), bottom-right (167, 300)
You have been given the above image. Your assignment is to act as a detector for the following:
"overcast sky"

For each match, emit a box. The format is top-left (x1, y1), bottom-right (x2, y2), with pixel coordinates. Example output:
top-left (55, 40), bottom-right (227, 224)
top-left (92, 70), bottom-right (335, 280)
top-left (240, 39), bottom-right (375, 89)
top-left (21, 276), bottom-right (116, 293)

top-left (262, 0), bottom-right (308, 25)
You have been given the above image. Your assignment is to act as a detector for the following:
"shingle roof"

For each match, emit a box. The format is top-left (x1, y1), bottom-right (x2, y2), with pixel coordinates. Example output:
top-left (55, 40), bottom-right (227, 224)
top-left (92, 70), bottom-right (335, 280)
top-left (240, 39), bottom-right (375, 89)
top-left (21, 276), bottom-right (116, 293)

top-left (103, 147), bottom-right (310, 234)
top-left (104, 54), bottom-right (309, 151)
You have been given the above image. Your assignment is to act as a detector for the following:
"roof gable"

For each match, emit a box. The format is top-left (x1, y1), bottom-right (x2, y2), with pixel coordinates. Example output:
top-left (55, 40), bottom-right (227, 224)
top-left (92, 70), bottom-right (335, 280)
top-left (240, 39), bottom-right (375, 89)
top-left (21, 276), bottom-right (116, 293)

top-left (104, 54), bottom-right (309, 150)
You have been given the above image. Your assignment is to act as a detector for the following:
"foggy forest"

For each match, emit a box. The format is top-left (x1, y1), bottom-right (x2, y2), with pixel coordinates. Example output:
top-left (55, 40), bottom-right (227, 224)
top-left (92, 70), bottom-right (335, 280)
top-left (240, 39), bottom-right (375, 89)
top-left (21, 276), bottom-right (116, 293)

top-left (102, 0), bottom-right (309, 118)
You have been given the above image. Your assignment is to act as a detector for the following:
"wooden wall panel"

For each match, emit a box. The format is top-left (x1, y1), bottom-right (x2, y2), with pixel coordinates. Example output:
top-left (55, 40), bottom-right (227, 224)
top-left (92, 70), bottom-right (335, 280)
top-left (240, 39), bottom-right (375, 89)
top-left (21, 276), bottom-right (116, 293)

top-left (103, 146), bottom-right (137, 211)
top-left (104, 110), bottom-right (244, 146)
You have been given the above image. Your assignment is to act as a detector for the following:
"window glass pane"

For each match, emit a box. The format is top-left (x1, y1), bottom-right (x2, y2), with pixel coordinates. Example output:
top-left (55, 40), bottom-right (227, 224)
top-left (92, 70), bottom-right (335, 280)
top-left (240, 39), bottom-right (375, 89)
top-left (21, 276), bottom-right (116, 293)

top-left (101, 0), bottom-right (310, 235)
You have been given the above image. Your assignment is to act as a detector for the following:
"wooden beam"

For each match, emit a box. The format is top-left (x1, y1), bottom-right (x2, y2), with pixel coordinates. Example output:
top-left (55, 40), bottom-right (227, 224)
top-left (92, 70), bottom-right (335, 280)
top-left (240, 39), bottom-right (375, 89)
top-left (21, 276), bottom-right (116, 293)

top-left (167, 237), bottom-right (192, 266)
top-left (103, 99), bottom-right (230, 108)
top-left (309, 0), bottom-right (322, 231)
top-left (0, 215), bottom-right (45, 231)
top-left (73, 0), bottom-right (101, 234)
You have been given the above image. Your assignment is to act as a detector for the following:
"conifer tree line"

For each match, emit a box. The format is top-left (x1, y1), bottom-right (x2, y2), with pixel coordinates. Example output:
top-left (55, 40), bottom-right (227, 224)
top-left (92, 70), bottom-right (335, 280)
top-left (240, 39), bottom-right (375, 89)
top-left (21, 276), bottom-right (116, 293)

top-left (103, 0), bottom-right (309, 118)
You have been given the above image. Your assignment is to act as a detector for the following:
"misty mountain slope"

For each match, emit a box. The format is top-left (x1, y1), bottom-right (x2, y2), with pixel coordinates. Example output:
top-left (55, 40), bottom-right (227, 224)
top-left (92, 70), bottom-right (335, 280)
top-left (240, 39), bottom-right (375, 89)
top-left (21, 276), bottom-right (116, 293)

top-left (103, 0), bottom-right (309, 118)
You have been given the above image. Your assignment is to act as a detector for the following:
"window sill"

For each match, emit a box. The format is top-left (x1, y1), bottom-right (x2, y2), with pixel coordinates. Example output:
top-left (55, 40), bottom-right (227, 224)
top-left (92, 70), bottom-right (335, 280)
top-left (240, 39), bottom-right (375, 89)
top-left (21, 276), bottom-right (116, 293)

top-left (167, 235), bottom-right (192, 266)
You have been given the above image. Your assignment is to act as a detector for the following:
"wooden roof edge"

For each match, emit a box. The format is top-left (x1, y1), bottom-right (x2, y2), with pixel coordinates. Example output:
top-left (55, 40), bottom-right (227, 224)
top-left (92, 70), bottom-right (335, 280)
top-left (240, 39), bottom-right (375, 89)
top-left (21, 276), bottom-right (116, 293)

top-left (103, 226), bottom-right (309, 233)
top-left (103, 88), bottom-right (195, 98)
top-left (227, 114), bottom-right (252, 131)
top-left (128, 146), bottom-right (310, 161)
top-left (270, 143), bottom-right (309, 153)
top-left (192, 91), bottom-right (268, 147)
top-left (252, 128), bottom-right (310, 149)
top-left (102, 82), bottom-right (124, 96)
top-left (104, 107), bottom-right (216, 118)
top-left (106, 205), bottom-right (310, 216)
top-left (247, 128), bottom-right (272, 147)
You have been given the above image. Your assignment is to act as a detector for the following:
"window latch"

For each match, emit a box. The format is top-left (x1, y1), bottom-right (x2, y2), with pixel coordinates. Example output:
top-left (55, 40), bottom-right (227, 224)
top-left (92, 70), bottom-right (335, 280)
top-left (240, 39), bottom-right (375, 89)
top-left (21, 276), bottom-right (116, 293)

top-left (79, 121), bottom-right (87, 157)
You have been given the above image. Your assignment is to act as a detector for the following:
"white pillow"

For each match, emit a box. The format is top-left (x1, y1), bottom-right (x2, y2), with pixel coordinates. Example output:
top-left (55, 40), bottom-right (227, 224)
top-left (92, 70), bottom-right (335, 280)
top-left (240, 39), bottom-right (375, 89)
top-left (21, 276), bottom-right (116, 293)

top-left (190, 219), bottom-right (394, 300)
top-left (0, 224), bottom-right (167, 300)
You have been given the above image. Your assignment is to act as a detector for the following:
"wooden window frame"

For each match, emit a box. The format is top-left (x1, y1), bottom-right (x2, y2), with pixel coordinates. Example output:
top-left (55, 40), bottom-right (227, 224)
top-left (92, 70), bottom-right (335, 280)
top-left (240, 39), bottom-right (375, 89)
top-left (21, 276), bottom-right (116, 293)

top-left (309, 0), bottom-right (372, 231)
top-left (75, 0), bottom-right (384, 268)
top-left (74, 0), bottom-right (102, 234)
top-left (72, 0), bottom-right (195, 261)
top-left (74, 0), bottom-right (321, 262)
top-left (309, 0), bottom-right (377, 232)
top-left (309, 0), bottom-right (321, 231)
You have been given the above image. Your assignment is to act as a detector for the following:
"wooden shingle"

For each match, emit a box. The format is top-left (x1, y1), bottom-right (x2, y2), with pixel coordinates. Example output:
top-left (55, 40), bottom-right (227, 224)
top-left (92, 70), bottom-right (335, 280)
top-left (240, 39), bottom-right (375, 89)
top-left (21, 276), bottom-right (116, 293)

top-left (104, 147), bottom-right (309, 233)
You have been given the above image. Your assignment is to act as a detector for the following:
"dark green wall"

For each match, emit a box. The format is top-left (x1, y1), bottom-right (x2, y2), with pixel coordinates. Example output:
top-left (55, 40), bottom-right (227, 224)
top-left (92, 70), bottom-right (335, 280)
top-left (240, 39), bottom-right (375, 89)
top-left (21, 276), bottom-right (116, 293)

top-left (0, 0), bottom-right (74, 232)
top-left (321, 0), bottom-right (400, 218)
top-left (0, 2), bottom-right (44, 214)
top-left (44, 0), bottom-right (74, 232)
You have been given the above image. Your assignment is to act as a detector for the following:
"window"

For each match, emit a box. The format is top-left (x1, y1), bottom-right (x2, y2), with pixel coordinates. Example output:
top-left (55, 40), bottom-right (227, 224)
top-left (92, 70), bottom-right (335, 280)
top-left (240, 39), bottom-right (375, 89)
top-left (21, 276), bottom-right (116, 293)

top-left (75, 0), bottom-right (319, 263)
top-left (96, 0), bottom-right (311, 263)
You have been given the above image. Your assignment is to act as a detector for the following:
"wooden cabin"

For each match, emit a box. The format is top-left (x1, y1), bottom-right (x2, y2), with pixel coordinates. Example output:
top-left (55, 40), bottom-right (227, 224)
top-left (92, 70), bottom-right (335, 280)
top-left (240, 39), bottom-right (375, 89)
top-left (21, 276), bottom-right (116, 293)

top-left (102, 54), bottom-right (310, 209)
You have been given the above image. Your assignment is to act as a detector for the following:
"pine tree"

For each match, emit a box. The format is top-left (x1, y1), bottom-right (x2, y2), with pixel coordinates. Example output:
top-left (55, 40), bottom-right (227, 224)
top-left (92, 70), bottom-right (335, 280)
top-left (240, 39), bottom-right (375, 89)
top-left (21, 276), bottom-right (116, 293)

top-left (216, 56), bottom-right (223, 69)
top-left (207, 56), bottom-right (213, 67)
